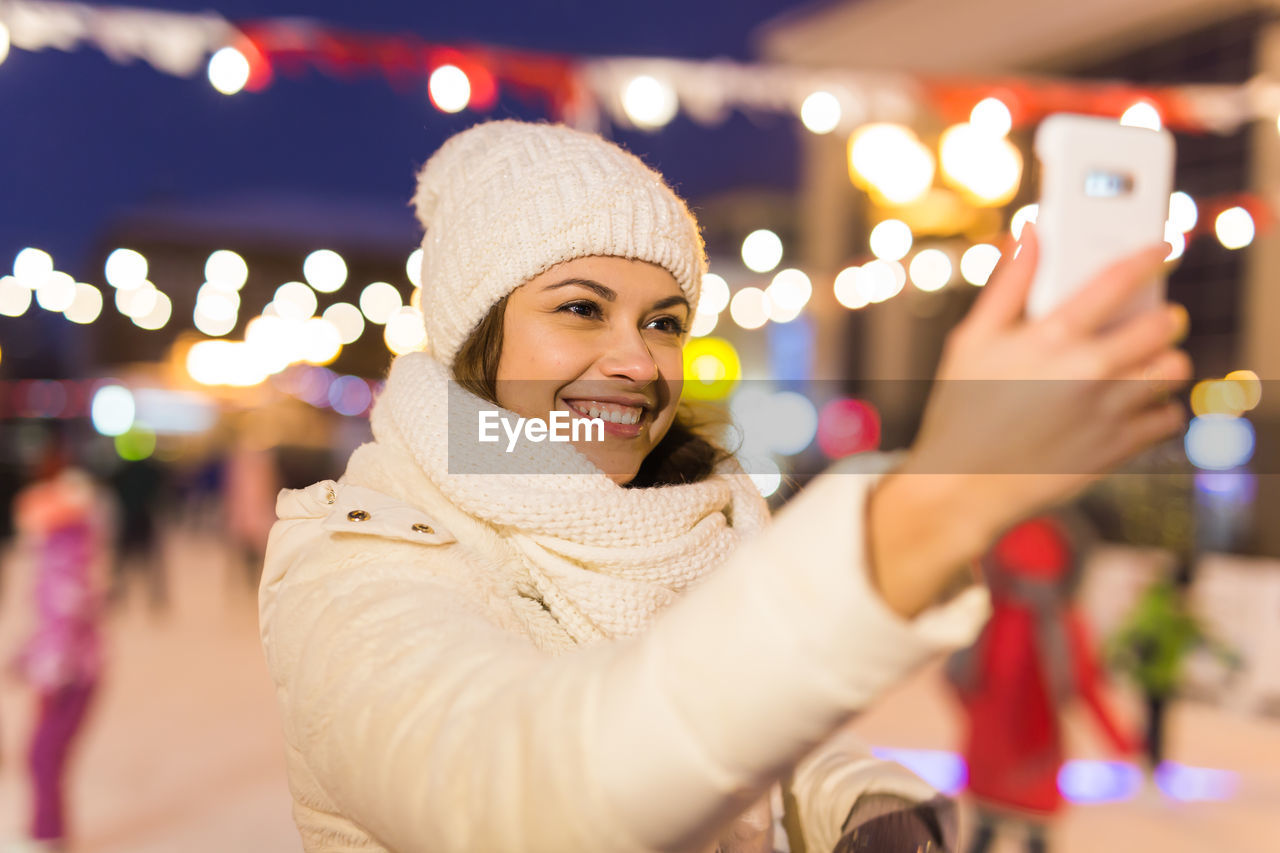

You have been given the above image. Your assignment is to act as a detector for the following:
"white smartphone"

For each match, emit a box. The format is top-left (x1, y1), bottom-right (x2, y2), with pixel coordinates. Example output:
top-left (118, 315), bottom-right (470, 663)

top-left (1026, 113), bottom-right (1175, 322)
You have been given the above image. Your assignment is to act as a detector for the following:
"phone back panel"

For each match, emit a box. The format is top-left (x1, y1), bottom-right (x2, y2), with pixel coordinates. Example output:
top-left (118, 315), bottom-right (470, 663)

top-left (1028, 114), bottom-right (1175, 320)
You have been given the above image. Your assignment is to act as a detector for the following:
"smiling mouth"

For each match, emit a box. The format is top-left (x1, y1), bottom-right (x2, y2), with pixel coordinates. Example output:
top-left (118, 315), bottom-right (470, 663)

top-left (563, 399), bottom-right (647, 426)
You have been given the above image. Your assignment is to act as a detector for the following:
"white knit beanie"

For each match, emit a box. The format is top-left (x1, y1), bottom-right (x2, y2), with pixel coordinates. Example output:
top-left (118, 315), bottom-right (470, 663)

top-left (411, 120), bottom-right (706, 367)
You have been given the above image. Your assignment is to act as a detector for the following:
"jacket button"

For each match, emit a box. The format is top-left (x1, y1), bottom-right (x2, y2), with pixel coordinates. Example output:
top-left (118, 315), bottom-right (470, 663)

top-left (324, 487), bottom-right (336, 505)
top-left (347, 510), bottom-right (370, 522)
top-left (411, 523), bottom-right (434, 534)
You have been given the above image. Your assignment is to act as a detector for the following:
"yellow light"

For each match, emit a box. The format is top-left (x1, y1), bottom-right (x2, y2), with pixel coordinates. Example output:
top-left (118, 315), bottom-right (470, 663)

top-left (869, 219), bottom-right (912, 262)
top-left (909, 249), bottom-right (953, 291)
top-left (64, 283), bottom-right (103, 324)
top-left (208, 47), bottom-right (250, 95)
top-left (1120, 101), bottom-right (1162, 131)
top-left (833, 266), bottom-right (870, 309)
top-left (847, 124), bottom-right (935, 205)
top-left (960, 244), bottom-right (1001, 286)
top-left (729, 286), bottom-right (771, 330)
top-left (1169, 191), bottom-right (1198, 233)
top-left (938, 123), bottom-right (1023, 206)
top-left (682, 336), bottom-right (741, 401)
top-left (428, 64), bottom-right (471, 113)
top-left (622, 75), bottom-right (677, 129)
top-left (697, 273), bottom-right (730, 315)
top-left (741, 230), bottom-right (783, 273)
top-left (800, 91), bottom-right (841, 134)
top-left (1190, 379), bottom-right (1247, 417)
top-left (969, 97), bottom-right (1012, 137)
top-left (1225, 369), bottom-right (1262, 411)
top-left (1215, 206), bottom-right (1254, 250)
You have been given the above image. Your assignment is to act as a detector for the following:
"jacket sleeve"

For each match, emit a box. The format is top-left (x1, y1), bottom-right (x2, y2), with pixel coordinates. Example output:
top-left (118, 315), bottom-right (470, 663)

top-left (260, 458), bottom-right (988, 853)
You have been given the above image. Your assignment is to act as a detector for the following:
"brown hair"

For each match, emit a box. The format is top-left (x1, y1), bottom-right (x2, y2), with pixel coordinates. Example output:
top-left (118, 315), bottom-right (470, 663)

top-left (451, 297), bottom-right (736, 487)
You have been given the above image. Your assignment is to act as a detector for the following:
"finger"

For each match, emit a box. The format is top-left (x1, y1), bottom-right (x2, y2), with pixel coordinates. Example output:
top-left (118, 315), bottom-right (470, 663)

top-left (1037, 242), bottom-right (1170, 338)
top-left (1090, 303), bottom-right (1189, 376)
top-left (961, 223), bottom-right (1039, 337)
top-left (1101, 348), bottom-right (1193, 418)
top-left (1113, 399), bottom-right (1187, 465)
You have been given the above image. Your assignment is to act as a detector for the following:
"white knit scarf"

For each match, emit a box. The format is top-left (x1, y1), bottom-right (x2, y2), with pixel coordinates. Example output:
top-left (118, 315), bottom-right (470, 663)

top-left (370, 352), bottom-right (772, 644)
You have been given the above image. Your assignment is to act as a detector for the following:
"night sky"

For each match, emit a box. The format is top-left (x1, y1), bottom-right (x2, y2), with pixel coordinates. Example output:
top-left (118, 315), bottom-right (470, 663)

top-left (1, 0), bottom-right (823, 280)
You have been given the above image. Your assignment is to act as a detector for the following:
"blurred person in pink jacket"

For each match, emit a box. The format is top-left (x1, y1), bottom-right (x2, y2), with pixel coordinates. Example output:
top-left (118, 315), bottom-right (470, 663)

top-left (6, 440), bottom-right (109, 853)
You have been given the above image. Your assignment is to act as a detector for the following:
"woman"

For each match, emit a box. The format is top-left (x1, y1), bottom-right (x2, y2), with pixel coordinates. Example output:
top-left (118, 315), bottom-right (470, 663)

top-left (259, 120), bottom-right (1189, 852)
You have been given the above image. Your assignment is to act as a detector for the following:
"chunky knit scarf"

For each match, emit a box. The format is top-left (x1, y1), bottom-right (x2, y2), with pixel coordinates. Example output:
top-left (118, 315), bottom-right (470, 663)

top-left (371, 352), bottom-right (773, 644)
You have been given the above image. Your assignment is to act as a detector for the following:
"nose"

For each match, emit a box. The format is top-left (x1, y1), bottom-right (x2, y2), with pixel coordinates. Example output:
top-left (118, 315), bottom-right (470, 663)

top-left (597, 326), bottom-right (660, 386)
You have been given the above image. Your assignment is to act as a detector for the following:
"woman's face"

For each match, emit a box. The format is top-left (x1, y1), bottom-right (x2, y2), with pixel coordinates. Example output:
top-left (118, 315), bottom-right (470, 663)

top-left (495, 256), bottom-right (690, 485)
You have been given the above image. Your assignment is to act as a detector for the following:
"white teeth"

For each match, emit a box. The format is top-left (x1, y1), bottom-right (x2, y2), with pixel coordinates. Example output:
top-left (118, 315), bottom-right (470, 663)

top-left (588, 406), bottom-right (600, 419)
top-left (609, 410), bottom-right (623, 424)
top-left (569, 401), bottom-right (643, 425)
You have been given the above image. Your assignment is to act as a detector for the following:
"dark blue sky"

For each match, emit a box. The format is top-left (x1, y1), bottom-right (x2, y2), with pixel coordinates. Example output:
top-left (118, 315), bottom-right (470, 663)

top-left (1, 0), bottom-right (825, 279)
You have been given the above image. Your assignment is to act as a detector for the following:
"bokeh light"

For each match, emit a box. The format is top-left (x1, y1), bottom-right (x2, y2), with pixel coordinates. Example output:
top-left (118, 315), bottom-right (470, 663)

top-left (1215, 206), bottom-right (1254, 249)
top-left (689, 311), bottom-right (718, 337)
top-left (360, 281), bottom-right (403, 324)
top-left (1169, 191), bottom-right (1198, 233)
top-left (1011, 203), bottom-right (1039, 239)
top-left (1164, 221), bottom-right (1186, 261)
top-left (35, 271), bottom-right (75, 312)
top-left (622, 75), bottom-right (677, 128)
top-left (741, 229), bottom-right (784, 273)
top-left (205, 250), bottom-right (249, 291)
top-left (91, 385), bottom-right (135, 436)
top-left (274, 281), bottom-right (318, 322)
top-left (1119, 101), bottom-right (1162, 131)
top-left (384, 306), bottom-right (428, 355)
top-left (909, 249), bottom-right (953, 291)
top-left (817, 398), bottom-right (881, 458)
top-left (0, 275), bottom-right (32, 317)
top-left (800, 91), bottom-right (841, 134)
top-left (323, 302), bottom-right (365, 344)
top-left (847, 123), bottom-right (936, 205)
top-left (729, 286), bottom-right (771, 330)
top-left (969, 97), bottom-right (1013, 137)
top-left (406, 248), bottom-right (423, 288)
top-left (1185, 414), bottom-right (1255, 470)
top-left (64, 282), bottom-right (103, 324)
top-left (14, 247), bottom-right (54, 288)
top-left (682, 336), bottom-right (741, 401)
top-left (208, 46), bottom-right (250, 95)
top-left (960, 244), bottom-right (1001, 286)
top-left (869, 219), bottom-right (912, 262)
top-left (115, 427), bottom-right (157, 461)
top-left (132, 291), bottom-right (172, 330)
top-left (329, 375), bottom-right (373, 417)
top-left (765, 268), bottom-right (812, 321)
top-left (833, 266), bottom-right (870, 309)
top-left (697, 273), bottom-right (730, 315)
top-left (104, 248), bottom-right (148, 290)
top-left (938, 122), bottom-right (1023, 206)
top-left (428, 64), bottom-right (471, 113)
top-left (303, 249), bottom-right (348, 293)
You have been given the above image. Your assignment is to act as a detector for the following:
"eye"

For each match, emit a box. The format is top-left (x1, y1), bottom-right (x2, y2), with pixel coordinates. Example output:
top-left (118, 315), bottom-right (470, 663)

top-left (558, 300), bottom-right (601, 320)
top-left (647, 315), bottom-right (687, 335)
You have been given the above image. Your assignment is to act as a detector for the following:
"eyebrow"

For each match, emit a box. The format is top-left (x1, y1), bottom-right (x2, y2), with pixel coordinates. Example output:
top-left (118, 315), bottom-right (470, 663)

top-left (543, 278), bottom-right (691, 313)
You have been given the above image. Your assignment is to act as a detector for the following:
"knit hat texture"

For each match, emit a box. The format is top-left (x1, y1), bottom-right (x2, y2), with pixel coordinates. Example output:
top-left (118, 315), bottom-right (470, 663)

top-left (412, 120), bottom-right (706, 367)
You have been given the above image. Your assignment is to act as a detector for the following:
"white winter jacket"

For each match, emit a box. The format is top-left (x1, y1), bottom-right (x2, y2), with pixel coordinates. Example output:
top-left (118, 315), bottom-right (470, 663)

top-left (259, 352), bottom-right (988, 852)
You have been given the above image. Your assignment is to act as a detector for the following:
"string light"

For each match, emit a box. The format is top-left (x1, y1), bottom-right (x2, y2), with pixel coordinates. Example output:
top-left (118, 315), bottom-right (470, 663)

top-left (205, 250), bottom-right (248, 291)
top-left (1215, 206), bottom-right (1254, 249)
top-left (322, 302), bottom-right (365, 344)
top-left (909, 249), bottom-right (953, 291)
top-left (960, 244), bottom-right (1001, 286)
top-left (0, 276), bottom-right (32, 317)
top-left (35, 271), bottom-right (76, 312)
top-left (105, 248), bottom-right (148, 290)
top-left (360, 281), bottom-right (403, 324)
top-left (869, 219), bottom-right (912, 262)
top-left (64, 283), bottom-right (103, 324)
top-left (729, 287), bottom-right (770, 330)
top-left (14, 247), bottom-right (54, 288)
top-left (834, 266), bottom-right (870, 309)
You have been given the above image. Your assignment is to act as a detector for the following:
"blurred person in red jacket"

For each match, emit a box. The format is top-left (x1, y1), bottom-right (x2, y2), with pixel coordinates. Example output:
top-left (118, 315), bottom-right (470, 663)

top-left (946, 514), bottom-right (1139, 853)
